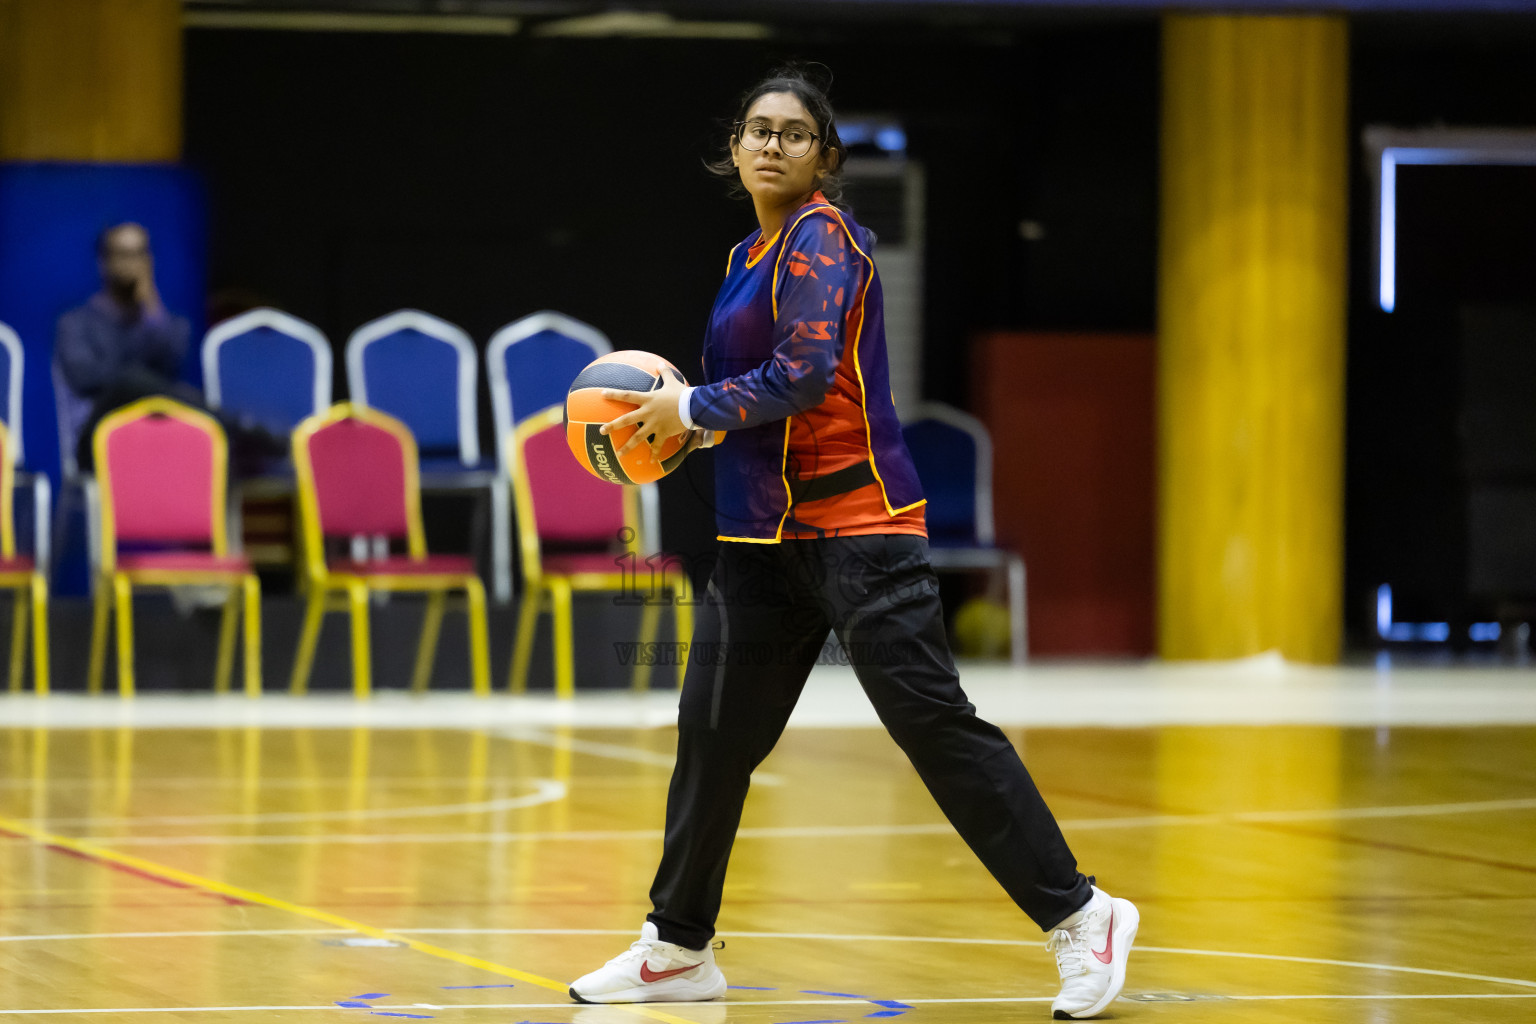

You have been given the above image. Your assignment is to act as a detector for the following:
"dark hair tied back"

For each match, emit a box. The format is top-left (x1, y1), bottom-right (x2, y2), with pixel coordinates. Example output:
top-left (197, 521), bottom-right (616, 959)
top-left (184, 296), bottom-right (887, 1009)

top-left (706, 61), bottom-right (847, 206)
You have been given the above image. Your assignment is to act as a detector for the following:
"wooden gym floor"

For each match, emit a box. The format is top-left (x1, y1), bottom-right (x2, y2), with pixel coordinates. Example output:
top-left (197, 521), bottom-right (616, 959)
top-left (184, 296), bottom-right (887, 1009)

top-left (1, 661), bottom-right (1534, 1022)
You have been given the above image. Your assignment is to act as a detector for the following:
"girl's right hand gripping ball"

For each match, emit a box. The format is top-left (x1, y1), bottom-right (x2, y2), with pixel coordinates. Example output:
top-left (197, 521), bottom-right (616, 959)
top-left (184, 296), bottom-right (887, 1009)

top-left (565, 351), bottom-right (693, 485)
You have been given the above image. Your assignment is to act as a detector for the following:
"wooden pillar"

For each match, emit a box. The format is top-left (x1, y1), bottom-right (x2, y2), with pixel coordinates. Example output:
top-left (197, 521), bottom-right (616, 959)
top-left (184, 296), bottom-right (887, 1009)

top-left (0, 0), bottom-right (182, 162)
top-left (1158, 14), bottom-right (1348, 663)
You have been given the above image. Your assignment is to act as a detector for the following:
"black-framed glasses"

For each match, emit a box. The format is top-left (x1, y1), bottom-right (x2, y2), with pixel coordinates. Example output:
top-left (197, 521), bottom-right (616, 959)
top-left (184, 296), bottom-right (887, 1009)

top-left (735, 120), bottom-right (822, 158)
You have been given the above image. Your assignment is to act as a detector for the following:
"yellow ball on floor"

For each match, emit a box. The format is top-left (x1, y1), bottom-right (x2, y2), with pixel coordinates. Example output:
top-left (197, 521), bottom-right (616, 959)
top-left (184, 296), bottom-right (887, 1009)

top-left (953, 596), bottom-right (1012, 659)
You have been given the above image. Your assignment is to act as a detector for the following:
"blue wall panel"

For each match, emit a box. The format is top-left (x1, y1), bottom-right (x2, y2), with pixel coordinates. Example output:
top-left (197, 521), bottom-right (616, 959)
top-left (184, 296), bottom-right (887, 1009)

top-left (0, 164), bottom-right (206, 591)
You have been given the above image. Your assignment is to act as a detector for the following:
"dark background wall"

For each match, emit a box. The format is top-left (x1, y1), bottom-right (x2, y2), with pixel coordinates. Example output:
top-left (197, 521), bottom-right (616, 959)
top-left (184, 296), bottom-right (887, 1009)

top-left (1346, 14), bottom-right (1536, 645)
top-left (182, 18), bottom-right (1160, 580)
top-left (183, 10), bottom-right (1536, 652)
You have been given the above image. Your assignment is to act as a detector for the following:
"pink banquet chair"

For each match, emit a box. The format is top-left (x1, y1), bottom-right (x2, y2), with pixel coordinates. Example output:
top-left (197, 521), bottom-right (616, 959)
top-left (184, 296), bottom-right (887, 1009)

top-left (0, 420), bottom-right (48, 694)
top-left (509, 405), bottom-right (694, 697)
top-left (89, 397), bottom-right (261, 698)
top-left (289, 403), bottom-right (490, 699)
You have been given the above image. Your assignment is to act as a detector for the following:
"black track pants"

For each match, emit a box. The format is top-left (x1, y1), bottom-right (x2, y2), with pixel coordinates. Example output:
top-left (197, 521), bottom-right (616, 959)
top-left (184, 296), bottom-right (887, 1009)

top-left (646, 535), bottom-right (1092, 948)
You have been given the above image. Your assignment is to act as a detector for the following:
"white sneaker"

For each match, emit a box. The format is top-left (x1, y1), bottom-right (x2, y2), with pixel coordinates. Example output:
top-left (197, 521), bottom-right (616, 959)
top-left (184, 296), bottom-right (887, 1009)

top-left (1047, 886), bottom-right (1139, 1019)
top-left (569, 922), bottom-right (727, 1004)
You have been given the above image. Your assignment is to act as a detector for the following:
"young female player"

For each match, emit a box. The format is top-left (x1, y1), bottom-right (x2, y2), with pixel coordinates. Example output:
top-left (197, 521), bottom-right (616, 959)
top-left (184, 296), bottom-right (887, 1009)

top-left (569, 66), bottom-right (1138, 1020)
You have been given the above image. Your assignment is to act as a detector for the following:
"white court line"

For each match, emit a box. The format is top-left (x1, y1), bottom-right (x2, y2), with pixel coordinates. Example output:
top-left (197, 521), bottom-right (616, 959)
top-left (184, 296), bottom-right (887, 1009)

top-left (1196, 994), bottom-right (1536, 1000)
top-left (2, 662), bottom-right (1535, 728)
top-left (1132, 945), bottom-right (1536, 991)
top-left (16, 779), bottom-right (567, 827)
top-left (98, 828), bottom-right (664, 846)
top-left (85, 795), bottom-right (1536, 847)
top-left (495, 727), bottom-right (680, 768)
top-left (1, 995), bottom-right (1534, 1015)
top-left (389, 930), bottom-right (1536, 993)
top-left (1062, 795), bottom-right (1536, 831)
top-left (495, 727), bottom-right (783, 786)
top-left (0, 777), bottom-right (546, 791)
top-left (2, 927), bottom-right (1531, 993)
top-left (0, 929), bottom-right (347, 944)
top-left (0, 693), bottom-right (680, 730)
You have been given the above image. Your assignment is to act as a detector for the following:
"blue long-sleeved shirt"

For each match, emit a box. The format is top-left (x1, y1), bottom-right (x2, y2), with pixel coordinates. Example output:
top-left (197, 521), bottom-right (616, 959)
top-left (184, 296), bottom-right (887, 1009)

top-left (690, 195), bottom-right (926, 541)
top-left (688, 212), bottom-right (856, 432)
top-left (54, 292), bottom-right (190, 448)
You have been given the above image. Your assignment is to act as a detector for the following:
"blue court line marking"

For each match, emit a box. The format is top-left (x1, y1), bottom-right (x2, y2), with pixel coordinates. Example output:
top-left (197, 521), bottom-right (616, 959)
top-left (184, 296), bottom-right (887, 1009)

top-left (369, 1015), bottom-right (433, 1020)
top-left (441, 984), bottom-right (517, 990)
top-left (863, 996), bottom-right (913, 1017)
top-left (354, 993), bottom-right (390, 999)
top-left (729, 985), bottom-right (778, 990)
top-left (780, 987), bottom-right (912, 1019)
top-left (336, 1001), bottom-right (372, 1008)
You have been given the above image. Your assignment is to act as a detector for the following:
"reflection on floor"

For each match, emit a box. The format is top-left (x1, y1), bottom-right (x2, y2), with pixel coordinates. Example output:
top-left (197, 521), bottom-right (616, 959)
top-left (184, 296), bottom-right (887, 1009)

top-left (0, 660), bottom-right (1533, 1022)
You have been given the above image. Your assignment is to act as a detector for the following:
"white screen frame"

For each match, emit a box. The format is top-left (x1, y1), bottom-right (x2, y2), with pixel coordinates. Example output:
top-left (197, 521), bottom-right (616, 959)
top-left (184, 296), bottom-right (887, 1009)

top-left (1365, 127), bottom-right (1536, 313)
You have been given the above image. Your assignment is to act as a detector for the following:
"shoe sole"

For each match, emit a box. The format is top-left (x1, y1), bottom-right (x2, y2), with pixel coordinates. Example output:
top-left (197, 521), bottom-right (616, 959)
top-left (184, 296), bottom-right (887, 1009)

top-left (569, 968), bottom-right (727, 1004)
top-left (1054, 898), bottom-right (1139, 1020)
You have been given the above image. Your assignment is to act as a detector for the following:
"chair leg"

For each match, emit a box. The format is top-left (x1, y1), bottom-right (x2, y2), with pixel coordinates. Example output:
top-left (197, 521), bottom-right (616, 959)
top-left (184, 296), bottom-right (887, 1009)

top-left (214, 585), bottom-right (240, 695)
top-left (410, 592), bottom-right (447, 694)
top-left (509, 583), bottom-right (542, 694)
top-left (549, 577), bottom-right (575, 699)
top-left (490, 481), bottom-right (512, 605)
top-left (112, 574), bottom-right (136, 698)
top-left (29, 574), bottom-right (49, 697)
top-left (673, 576), bottom-right (695, 691)
top-left (632, 599), bottom-right (661, 693)
top-left (242, 574), bottom-right (262, 698)
top-left (32, 476), bottom-right (52, 579)
top-left (84, 480), bottom-right (102, 586)
top-left (346, 582), bottom-right (372, 699)
top-left (1007, 554), bottom-right (1028, 666)
top-left (8, 587), bottom-right (27, 694)
top-left (463, 578), bottom-right (491, 698)
top-left (88, 577), bottom-right (112, 695)
top-left (289, 588), bottom-right (327, 695)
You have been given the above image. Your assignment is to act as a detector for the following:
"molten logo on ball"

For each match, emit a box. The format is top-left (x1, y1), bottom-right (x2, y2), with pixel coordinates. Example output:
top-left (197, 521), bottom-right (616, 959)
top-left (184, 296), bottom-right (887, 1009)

top-left (565, 350), bottom-right (693, 485)
top-left (586, 430), bottom-right (624, 486)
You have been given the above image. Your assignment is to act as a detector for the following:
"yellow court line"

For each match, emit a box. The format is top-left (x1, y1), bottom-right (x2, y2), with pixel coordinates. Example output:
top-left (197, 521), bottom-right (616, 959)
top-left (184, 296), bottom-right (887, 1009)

top-left (0, 815), bottom-right (700, 1024)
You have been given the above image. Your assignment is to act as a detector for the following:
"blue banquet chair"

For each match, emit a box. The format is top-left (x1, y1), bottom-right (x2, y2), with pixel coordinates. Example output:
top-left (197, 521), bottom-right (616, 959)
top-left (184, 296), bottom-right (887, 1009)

top-left (202, 307), bottom-right (334, 571)
top-left (902, 401), bottom-right (1027, 664)
top-left (485, 311), bottom-right (615, 604)
top-left (202, 307), bottom-right (332, 435)
top-left (346, 309), bottom-right (505, 602)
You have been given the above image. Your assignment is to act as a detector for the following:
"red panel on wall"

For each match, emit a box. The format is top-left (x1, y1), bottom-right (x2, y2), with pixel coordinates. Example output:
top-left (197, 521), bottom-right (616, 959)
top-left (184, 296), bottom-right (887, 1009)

top-left (971, 332), bottom-right (1156, 656)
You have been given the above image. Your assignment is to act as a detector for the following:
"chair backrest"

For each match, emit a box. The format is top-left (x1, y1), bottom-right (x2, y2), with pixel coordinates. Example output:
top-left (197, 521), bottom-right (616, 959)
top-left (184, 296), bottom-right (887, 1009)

top-left (203, 307), bottom-right (332, 434)
top-left (0, 321), bottom-right (23, 466)
top-left (292, 403), bottom-right (423, 576)
top-left (346, 310), bottom-right (478, 466)
top-left (510, 405), bottom-right (637, 580)
top-left (901, 401), bottom-right (994, 547)
top-left (486, 311), bottom-right (612, 476)
top-left (93, 398), bottom-right (228, 569)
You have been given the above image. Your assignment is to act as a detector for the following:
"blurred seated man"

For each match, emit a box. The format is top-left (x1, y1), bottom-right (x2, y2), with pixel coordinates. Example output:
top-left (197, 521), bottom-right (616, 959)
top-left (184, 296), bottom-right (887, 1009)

top-left (55, 223), bottom-right (283, 475)
top-left (54, 222), bottom-right (199, 470)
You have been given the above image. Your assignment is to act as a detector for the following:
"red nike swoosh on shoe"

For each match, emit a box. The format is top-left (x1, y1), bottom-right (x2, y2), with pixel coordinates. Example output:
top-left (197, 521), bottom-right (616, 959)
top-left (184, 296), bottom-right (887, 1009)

top-left (1092, 909), bottom-right (1115, 964)
top-left (639, 963), bottom-right (701, 983)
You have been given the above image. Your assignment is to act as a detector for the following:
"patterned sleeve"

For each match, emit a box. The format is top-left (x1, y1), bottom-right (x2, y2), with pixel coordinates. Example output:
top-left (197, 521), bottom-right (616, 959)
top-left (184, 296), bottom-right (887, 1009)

top-left (688, 211), bottom-right (858, 432)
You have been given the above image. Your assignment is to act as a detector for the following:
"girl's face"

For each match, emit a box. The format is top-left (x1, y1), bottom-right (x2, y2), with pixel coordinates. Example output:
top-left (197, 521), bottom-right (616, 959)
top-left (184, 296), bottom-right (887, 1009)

top-left (730, 91), bottom-right (835, 214)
